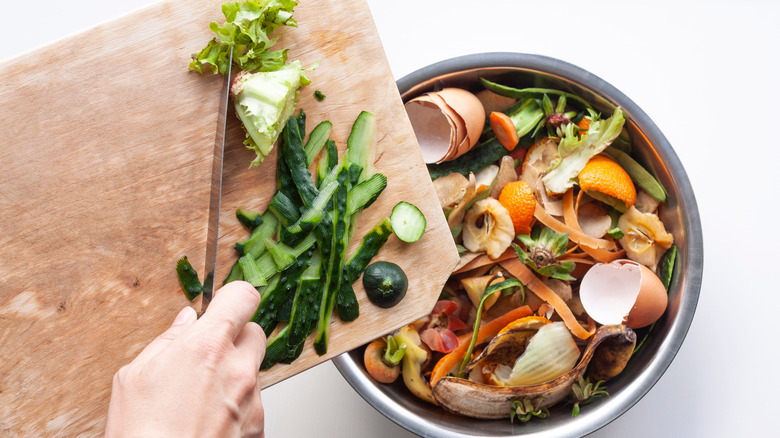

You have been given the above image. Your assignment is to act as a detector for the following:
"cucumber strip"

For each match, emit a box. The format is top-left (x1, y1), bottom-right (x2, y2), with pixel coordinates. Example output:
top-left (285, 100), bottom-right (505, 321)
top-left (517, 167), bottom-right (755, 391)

top-left (265, 238), bottom-right (296, 270)
top-left (287, 277), bottom-right (324, 349)
top-left (479, 77), bottom-right (593, 109)
top-left (314, 167), bottom-right (350, 355)
top-left (296, 110), bottom-right (306, 142)
top-left (259, 273), bottom-right (280, 302)
top-left (268, 191), bottom-right (300, 227)
top-left (235, 212), bottom-right (278, 257)
top-left (235, 208), bottom-right (263, 231)
top-left (287, 181), bottom-right (338, 235)
top-left (304, 121), bottom-right (332, 167)
top-left (260, 325), bottom-right (291, 370)
top-left (276, 146), bottom-right (303, 212)
top-left (251, 248), bottom-right (314, 336)
top-left (238, 254), bottom-right (267, 287)
top-left (316, 143), bottom-right (331, 187)
top-left (282, 116), bottom-right (319, 207)
top-left (326, 139), bottom-right (338, 170)
top-left (336, 282), bottom-right (359, 322)
top-left (346, 173), bottom-right (386, 215)
top-left (390, 202), bottom-right (426, 243)
top-left (176, 256), bottom-right (202, 301)
top-left (347, 163), bottom-right (364, 186)
top-left (345, 111), bottom-right (376, 184)
top-left (604, 146), bottom-right (667, 202)
top-left (222, 260), bottom-right (243, 284)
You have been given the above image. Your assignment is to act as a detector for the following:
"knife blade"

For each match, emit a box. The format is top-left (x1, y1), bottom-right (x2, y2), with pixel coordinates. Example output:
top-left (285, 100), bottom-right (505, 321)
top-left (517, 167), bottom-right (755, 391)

top-left (201, 47), bottom-right (234, 314)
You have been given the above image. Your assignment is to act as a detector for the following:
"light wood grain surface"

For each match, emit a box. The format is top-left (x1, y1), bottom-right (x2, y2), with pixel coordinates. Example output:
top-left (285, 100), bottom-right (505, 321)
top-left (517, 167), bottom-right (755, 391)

top-left (0, 0), bottom-right (457, 435)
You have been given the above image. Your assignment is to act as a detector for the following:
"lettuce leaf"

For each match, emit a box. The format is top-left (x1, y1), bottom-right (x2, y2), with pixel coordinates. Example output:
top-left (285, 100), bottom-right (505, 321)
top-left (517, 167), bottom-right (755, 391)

top-left (233, 61), bottom-right (311, 167)
top-left (542, 107), bottom-right (625, 194)
top-left (190, 0), bottom-right (299, 74)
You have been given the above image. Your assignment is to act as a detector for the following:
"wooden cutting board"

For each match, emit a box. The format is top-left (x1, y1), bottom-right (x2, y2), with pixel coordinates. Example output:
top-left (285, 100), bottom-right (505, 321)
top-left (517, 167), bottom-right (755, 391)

top-left (0, 0), bottom-right (457, 435)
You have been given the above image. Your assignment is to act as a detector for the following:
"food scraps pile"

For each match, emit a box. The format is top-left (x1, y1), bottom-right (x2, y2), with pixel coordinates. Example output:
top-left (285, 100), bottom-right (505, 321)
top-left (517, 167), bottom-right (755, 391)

top-left (362, 78), bottom-right (678, 421)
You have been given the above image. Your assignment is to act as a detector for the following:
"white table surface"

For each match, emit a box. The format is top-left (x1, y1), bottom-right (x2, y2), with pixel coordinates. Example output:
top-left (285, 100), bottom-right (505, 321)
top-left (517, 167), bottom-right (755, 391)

top-left (3, 1), bottom-right (778, 436)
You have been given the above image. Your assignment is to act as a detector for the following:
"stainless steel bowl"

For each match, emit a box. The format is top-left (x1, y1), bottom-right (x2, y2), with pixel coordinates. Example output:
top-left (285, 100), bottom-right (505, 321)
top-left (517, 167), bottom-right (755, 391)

top-left (333, 53), bottom-right (703, 437)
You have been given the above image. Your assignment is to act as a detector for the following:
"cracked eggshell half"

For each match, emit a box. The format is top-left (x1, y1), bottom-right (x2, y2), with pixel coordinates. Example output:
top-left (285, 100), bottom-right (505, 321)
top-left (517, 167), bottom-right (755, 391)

top-left (580, 259), bottom-right (668, 329)
top-left (404, 88), bottom-right (486, 164)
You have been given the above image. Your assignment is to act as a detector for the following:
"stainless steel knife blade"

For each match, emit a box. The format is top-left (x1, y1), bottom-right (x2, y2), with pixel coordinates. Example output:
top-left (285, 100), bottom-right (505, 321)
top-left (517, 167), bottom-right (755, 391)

top-left (201, 47), bottom-right (234, 314)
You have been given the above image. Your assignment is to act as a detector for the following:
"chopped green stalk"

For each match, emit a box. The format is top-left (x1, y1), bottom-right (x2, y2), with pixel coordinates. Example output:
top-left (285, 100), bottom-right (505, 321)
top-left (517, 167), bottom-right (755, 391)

top-left (542, 107), bottom-right (625, 194)
top-left (268, 191), bottom-right (300, 227)
top-left (345, 111), bottom-right (377, 184)
top-left (304, 121), bottom-right (332, 167)
top-left (659, 245), bottom-right (678, 290)
top-left (236, 208), bottom-right (263, 231)
top-left (479, 77), bottom-right (593, 110)
top-left (314, 167), bottom-right (349, 355)
top-left (383, 335), bottom-right (406, 366)
top-left (287, 181), bottom-right (338, 235)
top-left (604, 146), bottom-right (667, 202)
top-left (346, 173), bottom-right (387, 215)
top-left (176, 256), bottom-right (202, 300)
top-left (235, 212), bottom-right (278, 257)
top-left (282, 116), bottom-right (319, 206)
top-left (458, 278), bottom-right (524, 376)
top-left (238, 254), bottom-right (267, 287)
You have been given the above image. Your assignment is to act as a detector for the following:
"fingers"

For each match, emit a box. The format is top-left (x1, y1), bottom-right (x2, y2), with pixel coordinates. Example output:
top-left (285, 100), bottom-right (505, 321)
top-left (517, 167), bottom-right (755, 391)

top-left (198, 281), bottom-right (261, 342)
top-left (234, 322), bottom-right (267, 371)
top-left (133, 306), bottom-right (197, 365)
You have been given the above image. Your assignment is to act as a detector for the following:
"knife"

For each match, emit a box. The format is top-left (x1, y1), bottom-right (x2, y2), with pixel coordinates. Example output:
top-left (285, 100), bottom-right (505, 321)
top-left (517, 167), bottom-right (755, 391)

top-left (201, 47), bottom-right (234, 314)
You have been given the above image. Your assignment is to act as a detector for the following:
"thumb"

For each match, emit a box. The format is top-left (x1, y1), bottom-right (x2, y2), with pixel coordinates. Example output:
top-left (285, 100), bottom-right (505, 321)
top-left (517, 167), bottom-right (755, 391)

top-left (132, 306), bottom-right (197, 365)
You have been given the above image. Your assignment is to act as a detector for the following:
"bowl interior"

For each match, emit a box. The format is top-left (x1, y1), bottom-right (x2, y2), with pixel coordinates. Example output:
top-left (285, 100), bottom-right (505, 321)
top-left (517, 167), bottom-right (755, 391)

top-left (334, 53), bottom-right (703, 437)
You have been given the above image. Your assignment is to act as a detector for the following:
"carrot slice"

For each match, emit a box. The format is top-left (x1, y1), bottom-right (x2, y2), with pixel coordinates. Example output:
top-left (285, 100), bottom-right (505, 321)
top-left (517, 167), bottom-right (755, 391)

top-left (500, 258), bottom-right (595, 340)
top-left (430, 305), bottom-right (532, 387)
top-left (562, 189), bottom-right (624, 262)
top-left (490, 111), bottom-right (520, 151)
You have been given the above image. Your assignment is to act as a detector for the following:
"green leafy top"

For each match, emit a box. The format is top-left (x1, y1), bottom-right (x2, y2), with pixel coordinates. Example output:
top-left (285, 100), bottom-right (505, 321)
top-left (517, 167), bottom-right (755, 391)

top-left (514, 227), bottom-right (576, 281)
top-left (190, 0), bottom-right (299, 74)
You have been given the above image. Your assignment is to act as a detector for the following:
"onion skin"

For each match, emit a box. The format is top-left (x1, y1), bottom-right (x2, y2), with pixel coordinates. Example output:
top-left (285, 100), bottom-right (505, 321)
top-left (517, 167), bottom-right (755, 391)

top-left (432, 324), bottom-right (636, 419)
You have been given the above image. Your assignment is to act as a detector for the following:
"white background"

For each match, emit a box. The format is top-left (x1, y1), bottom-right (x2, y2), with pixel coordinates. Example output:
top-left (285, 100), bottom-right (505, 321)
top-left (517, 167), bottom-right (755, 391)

top-left (3, 0), bottom-right (779, 436)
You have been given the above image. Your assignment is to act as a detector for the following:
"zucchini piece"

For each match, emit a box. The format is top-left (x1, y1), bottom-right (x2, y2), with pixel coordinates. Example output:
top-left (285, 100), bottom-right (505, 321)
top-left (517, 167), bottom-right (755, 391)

top-left (345, 111), bottom-right (376, 184)
top-left (176, 256), bottom-right (202, 301)
top-left (390, 202), bottom-right (426, 243)
top-left (282, 116), bottom-right (319, 207)
top-left (363, 261), bottom-right (408, 308)
top-left (335, 217), bottom-right (394, 320)
top-left (238, 254), bottom-right (267, 287)
top-left (314, 166), bottom-right (350, 355)
top-left (251, 248), bottom-right (314, 336)
top-left (268, 191), bottom-right (300, 227)
top-left (236, 208), bottom-right (263, 231)
top-left (304, 121), bottom-right (332, 167)
top-left (604, 146), bottom-right (667, 202)
top-left (286, 181), bottom-right (338, 236)
top-left (346, 173), bottom-right (387, 215)
top-left (235, 212), bottom-right (278, 257)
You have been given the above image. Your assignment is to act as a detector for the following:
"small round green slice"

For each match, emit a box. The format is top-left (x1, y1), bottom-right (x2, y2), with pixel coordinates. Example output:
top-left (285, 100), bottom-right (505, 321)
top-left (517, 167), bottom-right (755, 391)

top-left (390, 201), bottom-right (426, 243)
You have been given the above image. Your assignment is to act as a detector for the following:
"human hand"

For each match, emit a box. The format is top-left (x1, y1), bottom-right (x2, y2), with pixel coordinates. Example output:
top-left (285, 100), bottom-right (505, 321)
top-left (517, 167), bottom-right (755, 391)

top-left (106, 281), bottom-right (266, 438)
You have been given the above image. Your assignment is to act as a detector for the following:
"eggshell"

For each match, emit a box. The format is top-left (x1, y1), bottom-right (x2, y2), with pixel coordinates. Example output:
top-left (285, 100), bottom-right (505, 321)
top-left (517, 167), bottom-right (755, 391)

top-left (428, 93), bottom-right (467, 162)
top-left (579, 260), bottom-right (642, 325)
top-left (579, 259), bottom-right (669, 329)
top-left (625, 264), bottom-right (668, 328)
top-left (434, 88), bottom-right (486, 157)
top-left (404, 97), bottom-right (453, 163)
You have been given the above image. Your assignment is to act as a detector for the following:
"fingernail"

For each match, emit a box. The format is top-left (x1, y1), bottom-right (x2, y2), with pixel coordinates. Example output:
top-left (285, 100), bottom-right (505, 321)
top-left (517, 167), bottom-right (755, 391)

top-left (173, 307), bottom-right (195, 326)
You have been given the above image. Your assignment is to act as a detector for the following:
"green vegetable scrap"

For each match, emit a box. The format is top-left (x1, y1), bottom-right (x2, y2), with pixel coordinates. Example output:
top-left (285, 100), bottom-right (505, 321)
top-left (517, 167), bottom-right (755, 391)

top-left (509, 399), bottom-right (550, 423)
top-left (314, 90), bottom-right (326, 101)
top-left (568, 376), bottom-right (608, 417)
top-left (176, 256), bottom-right (203, 301)
top-left (513, 227), bottom-right (576, 281)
